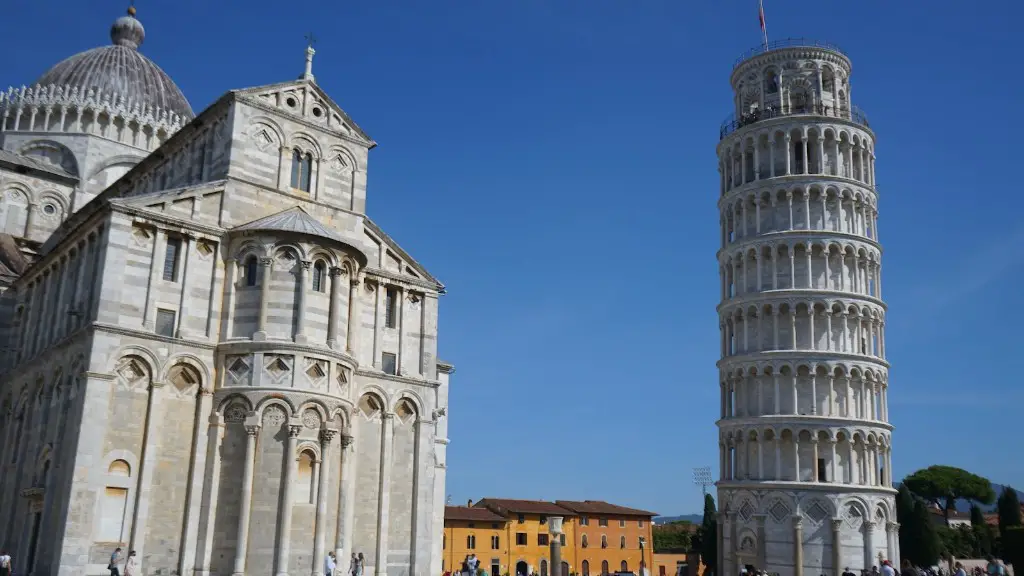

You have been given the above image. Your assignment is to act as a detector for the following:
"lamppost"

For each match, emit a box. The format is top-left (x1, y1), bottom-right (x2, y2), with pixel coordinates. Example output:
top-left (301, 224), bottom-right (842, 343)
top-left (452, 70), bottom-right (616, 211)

top-left (550, 517), bottom-right (564, 576)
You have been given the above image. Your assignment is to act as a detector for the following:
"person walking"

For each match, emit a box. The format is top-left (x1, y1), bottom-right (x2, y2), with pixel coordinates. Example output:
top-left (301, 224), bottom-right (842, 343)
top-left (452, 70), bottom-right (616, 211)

top-left (109, 547), bottom-right (123, 576)
top-left (325, 552), bottom-right (336, 576)
top-left (123, 551), bottom-right (139, 576)
top-left (0, 550), bottom-right (12, 576)
top-left (953, 563), bottom-right (967, 576)
top-left (355, 553), bottom-right (365, 576)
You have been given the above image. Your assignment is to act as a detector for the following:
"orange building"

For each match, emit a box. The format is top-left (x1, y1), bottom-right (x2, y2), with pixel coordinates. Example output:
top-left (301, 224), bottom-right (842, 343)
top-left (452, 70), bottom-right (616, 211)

top-left (442, 499), bottom-right (656, 576)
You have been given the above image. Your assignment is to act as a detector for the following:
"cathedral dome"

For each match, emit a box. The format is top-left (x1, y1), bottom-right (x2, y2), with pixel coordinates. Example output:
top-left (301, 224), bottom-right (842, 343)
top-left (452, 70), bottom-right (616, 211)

top-left (32, 7), bottom-right (193, 119)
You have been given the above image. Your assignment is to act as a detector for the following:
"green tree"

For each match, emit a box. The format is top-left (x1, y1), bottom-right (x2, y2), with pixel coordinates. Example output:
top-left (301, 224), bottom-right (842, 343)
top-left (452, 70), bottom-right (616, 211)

top-left (699, 494), bottom-right (717, 576)
top-left (652, 522), bottom-right (693, 553)
top-left (1003, 526), bottom-right (1024, 571)
top-left (937, 525), bottom-right (975, 560)
top-left (903, 466), bottom-right (996, 523)
top-left (998, 487), bottom-right (1022, 562)
top-left (912, 499), bottom-right (941, 566)
top-left (897, 484), bottom-right (918, 564)
top-left (969, 504), bottom-right (992, 556)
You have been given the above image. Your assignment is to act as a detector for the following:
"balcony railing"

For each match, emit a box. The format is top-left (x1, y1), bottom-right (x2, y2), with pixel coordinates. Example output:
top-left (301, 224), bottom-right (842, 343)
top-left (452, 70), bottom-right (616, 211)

top-left (732, 38), bottom-right (848, 68)
top-left (719, 103), bottom-right (870, 140)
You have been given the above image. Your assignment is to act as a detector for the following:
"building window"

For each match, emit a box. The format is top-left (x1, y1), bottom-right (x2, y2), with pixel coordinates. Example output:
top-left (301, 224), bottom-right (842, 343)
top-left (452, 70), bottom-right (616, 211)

top-left (382, 353), bottom-right (397, 375)
top-left (581, 534), bottom-right (588, 548)
top-left (599, 518), bottom-right (608, 527)
top-left (580, 516), bottom-right (589, 526)
top-left (639, 536), bottom-right (645, 548)
top-left (491, 561), bottom-right (500, 576)
top-left (443, 533), bottom-right (446, 549)
top-left (620, 535), bottom-right (626, 549)
top-left (619, 519), bottom-right (626, 528)
top-left (155, 308), bottom-right (176, 337)
top-left (491, 535), bottom-right (500, 549)
top-left (621, 561), bottom-right (628, 573)
top-left (492, 523), bottom-right (500, 529)
top-left (385, 287), bottom-right (398, 328)
top-left (541, 560), bottom-right (548, 576)
top-left (516, 533), bottom-right (527, 546)
top-left (245, 256), bottom-right (259, 287)
top-left (163, 236), bottom-right (182, 281)
top-left (601, 535), bottom-right (608, 549)
top-left (291, 149), bottom-right (313, 192)
top-left (559, 534), bottom-right (565, 546)
top-left (312, 261), bottom-right (326, 292)
top-left (601, 561), bottom-right (609, 576)
top-left (818, 458), bottom-right (827, 482)
top-left (540, 515), bottom-right (548, 525)
top-left (296, 450), bottom-right (316, 504)
top-left (467, 535), bottom-right (476, 550)
top-left (517, 514), bottom-right (525, 524)
top-left (538, 534), bottom-right (549, 546)
top-left (660, 567), bottom-right (666, 576)
top-left (582, 561), bottom-right (590, 576)
top-left (638, 519), bottom-right (645, 528)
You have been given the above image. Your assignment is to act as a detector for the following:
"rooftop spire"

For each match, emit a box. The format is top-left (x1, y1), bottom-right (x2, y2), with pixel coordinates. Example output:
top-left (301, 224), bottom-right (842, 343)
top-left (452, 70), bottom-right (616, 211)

top-left (111, 3), bottom-right (145, 49)
top-left (302, 33), bottom-right (317, 81)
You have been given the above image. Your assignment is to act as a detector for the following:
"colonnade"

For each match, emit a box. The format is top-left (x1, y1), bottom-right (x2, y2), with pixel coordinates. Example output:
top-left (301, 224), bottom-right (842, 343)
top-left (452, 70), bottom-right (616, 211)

top-left (718, 428), bottom-right (892, 487)
top-left (720, 242), bottom-right (881, 299)
top-left (721, 303), bottom-right (885, 359)
top-left (720, 126), bottom-right (874, 195)
top-left (720, 367), bottom-right (887, 421)
top-left (721, 186), bottom-right (878, 246)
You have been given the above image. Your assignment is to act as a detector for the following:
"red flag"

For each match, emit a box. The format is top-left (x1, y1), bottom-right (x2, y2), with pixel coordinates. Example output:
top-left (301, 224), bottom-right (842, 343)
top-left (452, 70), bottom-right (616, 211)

top-left (758, 0), bottom-right (768, 49)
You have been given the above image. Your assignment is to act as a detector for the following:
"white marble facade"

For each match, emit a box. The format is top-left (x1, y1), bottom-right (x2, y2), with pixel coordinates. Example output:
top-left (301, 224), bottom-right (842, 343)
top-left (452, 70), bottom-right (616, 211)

top-left (715, 42), bottom-right (897, 576)
top-left (0, 9), bottom-right (451, 576)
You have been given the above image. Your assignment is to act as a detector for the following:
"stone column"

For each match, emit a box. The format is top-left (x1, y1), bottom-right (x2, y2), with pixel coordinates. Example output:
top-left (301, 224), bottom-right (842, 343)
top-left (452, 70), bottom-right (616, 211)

top-left (549, 517), bottom-right (564, 576)
top-left (176, 234), bottom-right (194, 338)
top-left (222, 258), bottom-right (238, 339)
top-left (327, 267), bottom-right (344, 348)
top-left (716, 513), bottom-right (725, 576)
top-left (181, 388), bottom-right (214, 576)
top-left (295, 260), bottom-right (311, 343)
top-left (397, 288), bottom-right (407, 375)
top-left (885, 522), bottom-right (896, 567)
top-left (278, 146), bottom-right (291, 189)
top-left (832, 519), bottom-right (843, 576)
top-left (335, 433), bottom-right (357, 566)
top-left (372, 281), bottom-right (384, 369)
top-left (276, 423), bottom-right (302, 576)
top-left (375, 413), bottom-right (395, 576)
top-left (255, 257), bottom-right (273, 339)
top-left (128, 381), bottom-right (166, 560)
top-left (313, 429), bottom-right (337, 576)
top-left (142, 228), bottom-right (164, 330)
top-left (756, 515), bottom-right (767, 569)
top-left (346, 277), bottom-right (361, 354)
top-left (793, 516), bottom-right (804, 576)
top-left (232, 424), bottom-right (260, 576)
top-left (863, 522), bottom-right (875, 571)
top-left (194, 411), bottom-right (225, 576)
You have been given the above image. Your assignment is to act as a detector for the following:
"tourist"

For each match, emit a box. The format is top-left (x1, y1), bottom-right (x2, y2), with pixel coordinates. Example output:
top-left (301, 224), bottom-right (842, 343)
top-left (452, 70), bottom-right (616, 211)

top-left (109, 547), bottom-right (123, 576)
top-left (326, 552), bottom-right (336, 576)
top-left (357, 553), bottom-right (365, 576)
top-left (881, 561), bottom-right (895, 576)
top-left (124, 551), bottom-right (139, 576)
top-left (954, 563), bottom-right (966, 576)
top-left (900, 560), bottom-right (918, 576)
top-left (0, 550), bottom-right (12, 576)
top-left (468, 554), bottom-right (479, 576)
top-left (985, 557), bottom-right (1005, 576)
top-left (843, 567), bottom-right (856, 576)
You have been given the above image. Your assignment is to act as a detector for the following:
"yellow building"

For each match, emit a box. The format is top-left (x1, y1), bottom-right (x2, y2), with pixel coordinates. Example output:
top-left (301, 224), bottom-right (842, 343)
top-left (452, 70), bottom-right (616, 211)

top-left (442, 499), bottom-right (656, 576)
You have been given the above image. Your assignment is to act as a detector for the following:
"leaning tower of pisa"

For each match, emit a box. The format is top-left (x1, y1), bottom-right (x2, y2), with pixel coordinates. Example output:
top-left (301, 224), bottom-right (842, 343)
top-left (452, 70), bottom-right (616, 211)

top-left (715, 40), bottom-right (897, 576)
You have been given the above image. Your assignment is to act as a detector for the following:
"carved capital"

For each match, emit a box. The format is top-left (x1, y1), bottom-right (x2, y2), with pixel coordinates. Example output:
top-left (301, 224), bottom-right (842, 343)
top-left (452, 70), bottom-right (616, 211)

top-left (330, 266), bottom-right (345, 277)
top-left (341, 434), bottom-right (355, 448)
top-left (245, 424), bottom-right (261, 437)
top-left (259, 257), bottom-right (273, 267)
top-left (791, 514), bottom-right (803, 528)
top-left (832, 518), bottom-right (843, 531)
top-left (320, 429), bottom-right (337, 444)
top-left (299, 260), bottom-right (312, 271)
top-left (886, 521), bottom-right (899, 531)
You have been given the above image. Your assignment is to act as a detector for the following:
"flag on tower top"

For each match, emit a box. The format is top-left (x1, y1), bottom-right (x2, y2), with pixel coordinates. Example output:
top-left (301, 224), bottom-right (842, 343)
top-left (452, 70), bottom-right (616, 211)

top-left (759, 0), bottom-right (769, 50)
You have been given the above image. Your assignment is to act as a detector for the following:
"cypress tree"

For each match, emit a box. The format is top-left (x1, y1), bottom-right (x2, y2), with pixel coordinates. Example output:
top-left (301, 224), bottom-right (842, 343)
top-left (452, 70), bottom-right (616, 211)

top-left (897, 484), bottom-right (917, 565)
top-left (913, 499), bottom-right (941, 566)
top-left (997, 487), bottom-right (1021, 562)
top-left (700, 494), bottom-right (718, 576)
top-left (970, 504), bottom-right (992, 556)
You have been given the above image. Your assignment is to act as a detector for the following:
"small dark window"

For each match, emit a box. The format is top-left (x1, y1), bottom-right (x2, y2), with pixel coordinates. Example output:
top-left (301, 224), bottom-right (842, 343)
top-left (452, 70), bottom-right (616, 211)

top-left (540, 515), bottom-right (548, 525)
top-left (619, 519), bottom-right (626, 528)
top-left (517, 514), bottom-right (525, 524)
top-left (621, 561), bottom-right (628, 573)
top-left (492, 523), bottom-right (500, 529)
top-left (620, 535), bottom-right (626, 549)
top-left (245, 256), bottom-right (259, 287)
top-left (817, 458), bottom-right (827, 482)
top-left (559, 534), bottom-right (565, 546)
top-left (580, 516), bottom-right (589, 526)
top-left (538, 534), bottom-right (549, 546)
top-left (385, 287), bottom-right (398, 328)
top-left (467, 535), bottom-right (476, 549)
top-left (291, 150), bottom-right (314, 192)
top-left (155, 308), bottom-right (176, 337)
top-left (599, 518), bottom-right (608, 527)
top-left (163, 236), bottom-right (182, 282)
top-left (516, 533), bottom-right (527, 546)
top-left (382, 353), bottom-right (397, 375)
top-left (491, 535), bottom-right (500, 549)
top-left (312, 261), bottom-right (326, 292)
top-left (601, 535), bottom-right (608, 549)
top-left (581, 534), bottom-right (588, 548)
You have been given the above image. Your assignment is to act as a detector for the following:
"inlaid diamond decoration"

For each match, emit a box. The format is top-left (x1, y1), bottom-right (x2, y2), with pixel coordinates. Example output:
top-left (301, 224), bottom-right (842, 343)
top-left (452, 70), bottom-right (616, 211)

top-left (306, 360), bottom-right (326, 380)
top-left (739, 501), bottom-right (755, 522)
top-left (844, 505), bottom-right (863, 530)
top-left (769, 500), bottom-right (790, 523)
top-left (806, 501), bottom-right (829, 524)
top-left (228, 357), bottom-right (250, 381)
top-left (266, 357), bottom-right (290, 380)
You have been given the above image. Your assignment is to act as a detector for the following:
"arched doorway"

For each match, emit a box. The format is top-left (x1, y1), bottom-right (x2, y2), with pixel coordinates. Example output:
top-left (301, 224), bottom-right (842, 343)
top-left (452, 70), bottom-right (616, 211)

top-left (517, 561), bottom-right (529, 576)
top-left (541, 559), bottom-right (548, 576)
top-left (561, 562), bottom-right (570, 576)
top-left (582, 560), bottom-right (590, 576)
top-left (601, 561), bottom-right (609, 576)
top-left (621, 561), bottom-right (628, 573)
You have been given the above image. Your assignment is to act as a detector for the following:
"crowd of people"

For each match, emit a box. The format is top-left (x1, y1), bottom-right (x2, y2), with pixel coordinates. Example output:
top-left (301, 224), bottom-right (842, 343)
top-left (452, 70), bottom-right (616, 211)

top-left (736, 556), bottom-right (1012, 576)
top-left (443, 553), bottom-right (484, 576)
top-left (101, 546), bottom-right (369, 576)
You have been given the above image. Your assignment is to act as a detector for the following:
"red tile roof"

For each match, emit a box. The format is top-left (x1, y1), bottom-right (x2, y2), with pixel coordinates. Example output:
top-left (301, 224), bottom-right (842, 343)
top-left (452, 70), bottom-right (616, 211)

top-left (556, 500), bottom-right (659, 517)
top-left (475, 499), bottom-right (577, 516)
top-left (445, 506), bottom-right (507, 522)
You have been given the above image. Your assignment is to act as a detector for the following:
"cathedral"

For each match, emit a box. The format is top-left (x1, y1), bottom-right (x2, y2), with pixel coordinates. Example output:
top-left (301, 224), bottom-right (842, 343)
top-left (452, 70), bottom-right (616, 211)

top-left (0, 7), bottom-right (452, 576)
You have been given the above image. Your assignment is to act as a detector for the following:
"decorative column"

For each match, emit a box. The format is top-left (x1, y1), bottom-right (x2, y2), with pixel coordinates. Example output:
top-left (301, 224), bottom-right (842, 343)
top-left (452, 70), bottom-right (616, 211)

top-left (863, 521), bottom-right (875, 571)
top-left (832, 519), bottom-right (843, 575)
top-left (295, 260), bottom-right (311, 343)
top-left (275, 423), bottom-right (302, 576)
top-left (885, 522), bottom-right (897, 568)
top-left (327, 267), bottom-right (344, 349)
top-left (346, 277), bottom-right (360, 353)
top-left (335, 433), bottom-right (357, 567)
top-left (756, 515), bottom-right (767, 569)
top-left (374, 413), bottom-right (395, 576)
top-left (176, 234), bottom-right (194, 338)
top-left (232, 424), bottom-right (260, 576)
top-left (193, 411), bottom-right (225, 576)
top-left (372, 281), bottom-right (384, 368)
top-left (128, 381), bottom-right (166, 561)
top-left (313, 429), bottom-right (337, 576)
top-left (222, 258), bottom-right (238, 339)
top-left (793, 516), bottom-right (804, 576)
top-left (255, 257), bottom-right (273, 339)
top-left (549, 517), bottom-right (564, 576)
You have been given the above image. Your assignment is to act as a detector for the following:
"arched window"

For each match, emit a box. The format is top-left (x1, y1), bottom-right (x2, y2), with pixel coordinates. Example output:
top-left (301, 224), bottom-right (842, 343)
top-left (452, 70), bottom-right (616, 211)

top-left (601, 534), bottom-right (607, 549)
top-left (765, 69), bottom-right (779, 94)
top-left (601, 561), bottom-right (609, 576)
top-left (245, 256), bottom-right (259, 287)
top-left (621, 561), bottom-right (628, 573)
top-left (581, 534), bottom-right (588, 548)
top-left (582, 560), bottom-right (590, 576)
top-left (312, 260), bottom-right (326, 292)
top-left (296, 450), bottom-right (317, 503)
top-left (99, 459), bottom-right (133, 542)
top-left (620, 535), bottom-right (626, 549)
top-left (541, 560), bottom-right (548, 576)
top-left (290, 149), bottom-right (314, 192)
top-left (466, 534), bottom-right (476, 549)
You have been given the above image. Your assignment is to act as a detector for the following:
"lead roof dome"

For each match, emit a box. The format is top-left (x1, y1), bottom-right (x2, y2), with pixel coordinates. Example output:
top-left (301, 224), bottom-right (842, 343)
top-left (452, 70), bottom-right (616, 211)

top-left (32, 7), bottom-right (194, 119)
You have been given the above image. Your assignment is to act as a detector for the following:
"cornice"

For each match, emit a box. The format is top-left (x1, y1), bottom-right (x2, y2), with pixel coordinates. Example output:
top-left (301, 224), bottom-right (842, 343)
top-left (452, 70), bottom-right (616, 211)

top-left (716, 231), bottom-right (883, 261)
top-left (111, 202), bottom-right (227, 238)
top-left (717, 480), bottom-right (896, 496)
top-left (93, 322), bottom-right (216, 350)
top-left (718, 174), bottom-right (879, 206)
top-left (718, 415), bottom-right (894, 432)
top-left (731, 47), bottom-right (852, 86)
top-left (234, 94), bottom-right (372, 151)
top-left (216, 339), bottom-right (358, 369)
top-left (354, 368), bottom-right (440, 389)
top-left (364, 267), bottom-right (439, 293)
top-left (717, 351), bottom-right (891, 371)
top-left (718, 113), bottom-right (875, 154)
top-left (717, 289), bottom-right (887, 314)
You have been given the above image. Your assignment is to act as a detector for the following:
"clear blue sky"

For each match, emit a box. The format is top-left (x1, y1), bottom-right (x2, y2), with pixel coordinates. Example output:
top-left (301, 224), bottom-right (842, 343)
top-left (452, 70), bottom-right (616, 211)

top-left (5, 0), bottom-right (1023, 515)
